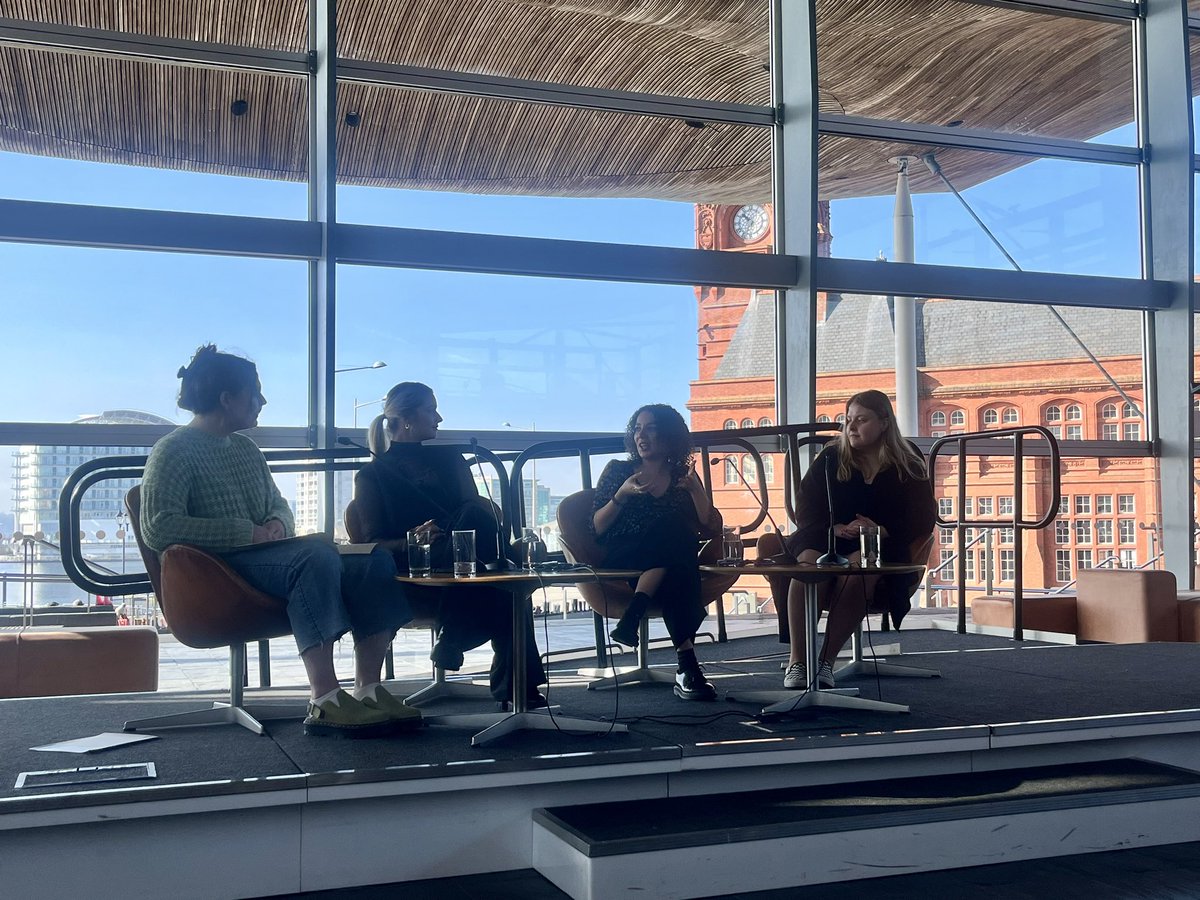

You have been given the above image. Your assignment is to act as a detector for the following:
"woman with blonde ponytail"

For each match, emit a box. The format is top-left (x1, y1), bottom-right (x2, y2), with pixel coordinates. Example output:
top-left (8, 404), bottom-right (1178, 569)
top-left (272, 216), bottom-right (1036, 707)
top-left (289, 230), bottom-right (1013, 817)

top-left (352, 382), bottom-right (547, 707)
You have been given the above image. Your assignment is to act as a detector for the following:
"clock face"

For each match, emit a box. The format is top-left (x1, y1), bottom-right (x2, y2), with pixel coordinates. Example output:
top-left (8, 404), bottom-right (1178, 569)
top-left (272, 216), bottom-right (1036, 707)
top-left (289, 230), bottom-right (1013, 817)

top-left (733, 204), bottom-right (768, 242)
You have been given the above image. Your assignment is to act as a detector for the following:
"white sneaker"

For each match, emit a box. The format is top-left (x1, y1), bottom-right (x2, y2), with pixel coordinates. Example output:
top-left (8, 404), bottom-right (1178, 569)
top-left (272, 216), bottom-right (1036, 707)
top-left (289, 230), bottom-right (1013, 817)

top-left (783, 662), bottom-right (806, 690)
top-left (816, 660), bottom-right (835, 689)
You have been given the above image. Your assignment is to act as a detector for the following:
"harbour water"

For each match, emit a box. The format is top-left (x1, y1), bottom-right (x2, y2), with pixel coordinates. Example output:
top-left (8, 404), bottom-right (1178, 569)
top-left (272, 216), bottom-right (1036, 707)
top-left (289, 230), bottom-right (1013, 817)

top-left (0, 555), bottom-right (134, 607)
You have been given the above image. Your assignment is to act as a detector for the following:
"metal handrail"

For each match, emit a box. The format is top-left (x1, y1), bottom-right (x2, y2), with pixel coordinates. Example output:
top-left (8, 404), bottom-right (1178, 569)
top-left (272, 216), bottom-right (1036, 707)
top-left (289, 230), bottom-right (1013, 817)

top-left (58, 443), bottom-right (512, 597)
top-left (928, 426), bottom-right (1062, 640)
top-left (506, 427), bottom-right (789, 539)
top-left (925, 529), bottom-right (989, 578)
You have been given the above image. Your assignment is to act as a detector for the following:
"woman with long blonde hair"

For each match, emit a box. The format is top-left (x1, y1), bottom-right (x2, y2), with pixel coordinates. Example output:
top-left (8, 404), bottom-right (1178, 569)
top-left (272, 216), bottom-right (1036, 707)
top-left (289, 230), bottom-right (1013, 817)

top-left (761, 390), bottom-right (935, 691)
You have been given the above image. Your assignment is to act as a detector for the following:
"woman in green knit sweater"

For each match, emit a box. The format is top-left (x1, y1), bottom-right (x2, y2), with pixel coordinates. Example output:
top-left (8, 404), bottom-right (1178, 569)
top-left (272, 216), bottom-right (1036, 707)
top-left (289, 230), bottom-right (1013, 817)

top-left (141, 345), bottom-right (420, 738)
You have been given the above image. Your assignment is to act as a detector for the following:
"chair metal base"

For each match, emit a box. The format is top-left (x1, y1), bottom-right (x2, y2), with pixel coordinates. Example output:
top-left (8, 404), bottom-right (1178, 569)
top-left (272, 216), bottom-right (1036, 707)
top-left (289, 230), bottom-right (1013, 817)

top-left (125, 642), bottom-right (276, 735)
top-left (835, 658), bottom-right (941, 678)
top-left (841, 629), bottom-right (941, 678)
top-left (585, 619), bottom-right (677, 691)
top-left (404, 667), bottom-right (493, 706)
top-left (124, 701), bottom-right (267, 735)
top-left (587, 664), bottom-right (677, 691)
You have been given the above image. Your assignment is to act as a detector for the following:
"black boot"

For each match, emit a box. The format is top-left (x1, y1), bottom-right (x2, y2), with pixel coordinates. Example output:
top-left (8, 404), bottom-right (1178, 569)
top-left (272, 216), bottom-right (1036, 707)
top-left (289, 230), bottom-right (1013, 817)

top-left (430, 629), bottom-right (465, 671)
top-left (673, 647), bottom-right (716, 701)
top-left (610, 592), bottom-right (651, 648)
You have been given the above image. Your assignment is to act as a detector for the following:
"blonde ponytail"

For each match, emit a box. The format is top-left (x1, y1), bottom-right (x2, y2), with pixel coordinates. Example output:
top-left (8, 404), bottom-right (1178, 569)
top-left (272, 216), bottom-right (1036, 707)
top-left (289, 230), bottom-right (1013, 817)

top-left (367, 413), bottom-right (391, 456)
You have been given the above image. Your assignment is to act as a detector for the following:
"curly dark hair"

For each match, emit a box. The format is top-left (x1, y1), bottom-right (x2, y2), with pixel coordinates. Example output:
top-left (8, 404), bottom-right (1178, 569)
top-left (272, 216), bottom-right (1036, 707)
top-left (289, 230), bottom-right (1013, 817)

top-left (623, 404), bottom-right (693, 481)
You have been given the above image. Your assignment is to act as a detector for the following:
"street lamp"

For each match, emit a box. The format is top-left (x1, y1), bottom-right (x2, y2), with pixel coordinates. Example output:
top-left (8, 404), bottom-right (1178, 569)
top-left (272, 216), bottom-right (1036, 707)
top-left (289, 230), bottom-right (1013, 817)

top-left (353, 395), bottom-right (388, 428)
top-left (335, 361), bottom-right (387, 374)
top-left (503, 421), bottom-right (537, 527)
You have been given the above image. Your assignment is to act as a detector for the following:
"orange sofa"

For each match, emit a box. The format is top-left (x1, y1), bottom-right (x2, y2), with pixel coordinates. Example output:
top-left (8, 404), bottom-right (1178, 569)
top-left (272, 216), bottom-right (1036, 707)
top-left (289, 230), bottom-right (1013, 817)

top-left (972, 569), bottom-right (1200, 643)
top-left (0, 626), bottom-right (158, 699)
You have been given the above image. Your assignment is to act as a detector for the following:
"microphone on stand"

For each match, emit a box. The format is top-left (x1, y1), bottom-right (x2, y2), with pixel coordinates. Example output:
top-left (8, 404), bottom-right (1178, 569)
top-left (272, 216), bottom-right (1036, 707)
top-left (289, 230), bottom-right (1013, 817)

top-left (337, 435), bottom-right (381, 459)
top-left (815, 449), bottom-right (849, 566)
top-left (470, 437), bottom-right (513, 571)
top-left (709, 456), bottom-right (791, 562)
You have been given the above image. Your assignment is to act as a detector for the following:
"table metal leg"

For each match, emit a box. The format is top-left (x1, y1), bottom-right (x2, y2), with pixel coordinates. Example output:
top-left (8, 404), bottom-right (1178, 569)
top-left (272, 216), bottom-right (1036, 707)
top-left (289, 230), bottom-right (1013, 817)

top-left (726, 581), bottom-right (908, 714)
top-left (468, 585), bottom-right (626, 746)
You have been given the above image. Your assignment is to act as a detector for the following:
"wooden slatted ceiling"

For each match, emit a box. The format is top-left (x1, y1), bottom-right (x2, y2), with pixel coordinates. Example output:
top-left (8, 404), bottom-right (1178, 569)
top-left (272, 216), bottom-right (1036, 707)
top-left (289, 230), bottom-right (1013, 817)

top-left (0, 47), bottom-right (307, 177)
top-left (336, 0), bottom-right (770, 106)
top-left (816, 1), bottom-right (1134, 140)
top-left (0, 1), bottom-right (1181, 202)
top-left (0, 0), bottom-right (309, 52)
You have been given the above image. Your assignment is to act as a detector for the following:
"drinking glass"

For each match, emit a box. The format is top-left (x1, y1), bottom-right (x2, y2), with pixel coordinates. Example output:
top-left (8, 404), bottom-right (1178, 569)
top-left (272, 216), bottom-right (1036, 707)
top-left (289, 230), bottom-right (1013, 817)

top-left (452, 530), bottom-right (477, 577)
top-left (520, 526), bottom-right (538, 571)
top-left (859, 525), bottom-right (881, 568)
top-left (722, 527), bottom-right (744, 564)
top-left (406, 528), bottom-right (432, 577)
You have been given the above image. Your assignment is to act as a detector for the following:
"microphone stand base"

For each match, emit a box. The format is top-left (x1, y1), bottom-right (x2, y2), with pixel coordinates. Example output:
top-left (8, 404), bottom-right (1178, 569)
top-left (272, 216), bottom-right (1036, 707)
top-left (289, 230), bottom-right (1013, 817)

top-left (815, 551), bottom-right (850, 567)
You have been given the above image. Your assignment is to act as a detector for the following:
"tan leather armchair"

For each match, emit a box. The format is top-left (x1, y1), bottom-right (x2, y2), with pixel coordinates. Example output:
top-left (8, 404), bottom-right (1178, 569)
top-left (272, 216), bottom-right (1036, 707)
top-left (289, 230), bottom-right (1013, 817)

top-left (556, 489), bottom-right (737, 690)
top-left (123, 485), bottom-right (292, 734)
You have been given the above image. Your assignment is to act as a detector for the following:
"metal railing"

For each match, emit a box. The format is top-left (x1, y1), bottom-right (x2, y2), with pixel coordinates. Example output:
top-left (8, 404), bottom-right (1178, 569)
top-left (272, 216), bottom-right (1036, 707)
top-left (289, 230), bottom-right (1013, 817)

top-left (928, 426), bottom-right (1061, 640)
top-left (58, 444), bottom-right (512, 596)
top-left (505, 423), bottom-right (840, 657)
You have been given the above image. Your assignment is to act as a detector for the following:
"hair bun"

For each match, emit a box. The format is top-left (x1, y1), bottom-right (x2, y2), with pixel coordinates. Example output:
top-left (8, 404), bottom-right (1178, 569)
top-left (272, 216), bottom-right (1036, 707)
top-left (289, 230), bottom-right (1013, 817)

top-left (176, 366), bottom-right (188, 379)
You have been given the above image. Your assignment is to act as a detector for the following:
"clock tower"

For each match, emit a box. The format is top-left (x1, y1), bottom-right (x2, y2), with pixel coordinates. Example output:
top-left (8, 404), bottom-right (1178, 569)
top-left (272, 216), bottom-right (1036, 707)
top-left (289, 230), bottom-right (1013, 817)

top-left (690, 200), bottom-right (832, 429)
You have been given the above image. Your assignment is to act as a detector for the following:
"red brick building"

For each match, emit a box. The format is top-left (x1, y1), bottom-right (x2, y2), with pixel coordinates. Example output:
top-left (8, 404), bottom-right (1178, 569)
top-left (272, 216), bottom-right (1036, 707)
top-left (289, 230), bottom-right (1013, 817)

top-left (689, 202), bottom-right (1166, 610)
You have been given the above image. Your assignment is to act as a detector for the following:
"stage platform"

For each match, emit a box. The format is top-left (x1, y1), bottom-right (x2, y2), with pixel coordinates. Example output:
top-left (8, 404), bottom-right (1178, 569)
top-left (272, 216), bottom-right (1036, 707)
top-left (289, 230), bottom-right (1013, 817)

top-left (2, 627), bottom-right (1200, 898)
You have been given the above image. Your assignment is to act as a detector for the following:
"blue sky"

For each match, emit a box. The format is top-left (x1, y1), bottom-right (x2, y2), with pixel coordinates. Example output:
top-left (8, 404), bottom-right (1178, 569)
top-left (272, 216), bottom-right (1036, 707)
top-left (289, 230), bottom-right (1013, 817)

top-left (0, 116), bottom-right (1188, 507)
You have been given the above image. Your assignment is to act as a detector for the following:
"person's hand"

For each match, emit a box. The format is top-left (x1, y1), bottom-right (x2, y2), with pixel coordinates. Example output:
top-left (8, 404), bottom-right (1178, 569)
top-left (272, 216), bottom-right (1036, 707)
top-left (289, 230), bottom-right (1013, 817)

top-left (263, 519), bottom-right (287, 541)
top-left (844, 518), bottom-right (892, 540)
top-left (251, 523), bottom-right (277, 544)
top-left (412, 519), bottom-right (442, 541)
top-left (677, 461), bottom-right (705, 496)
top-left (833, 522), bottom-right (859, 540)
top-left (613, 472), bottom-right (643, 507)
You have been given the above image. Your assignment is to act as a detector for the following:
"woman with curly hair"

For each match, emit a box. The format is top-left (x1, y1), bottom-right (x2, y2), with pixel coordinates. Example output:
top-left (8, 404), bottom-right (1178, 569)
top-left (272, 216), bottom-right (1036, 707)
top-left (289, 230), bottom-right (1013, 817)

top-left (591, 404), bottom-right (722, 701)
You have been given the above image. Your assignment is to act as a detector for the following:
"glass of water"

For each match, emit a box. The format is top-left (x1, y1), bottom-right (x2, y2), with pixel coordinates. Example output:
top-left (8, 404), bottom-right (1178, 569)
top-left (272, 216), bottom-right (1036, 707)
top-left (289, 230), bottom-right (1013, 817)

top-left (520, 526), bottom-right (538, 571)
top-left (406, 529), bottom-right (432, 577)
top-left (452, 530), bottom-right (476, 577)
top-left (722, 527), bottom-right (744, 564)
top-left (859, 525), bottom-right (881, 568)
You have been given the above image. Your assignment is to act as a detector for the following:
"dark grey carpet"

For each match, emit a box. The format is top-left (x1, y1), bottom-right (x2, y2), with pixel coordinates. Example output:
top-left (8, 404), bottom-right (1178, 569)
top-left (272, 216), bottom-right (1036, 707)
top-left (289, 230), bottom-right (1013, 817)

top-left (2, 630), bottom-right (1199, 804)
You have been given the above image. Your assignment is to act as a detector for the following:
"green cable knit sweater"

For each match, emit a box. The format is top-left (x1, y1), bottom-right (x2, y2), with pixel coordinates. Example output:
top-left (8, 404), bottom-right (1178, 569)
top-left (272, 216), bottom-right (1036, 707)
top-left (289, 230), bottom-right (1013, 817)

top-left (141, 426), bottom-right (295, 552)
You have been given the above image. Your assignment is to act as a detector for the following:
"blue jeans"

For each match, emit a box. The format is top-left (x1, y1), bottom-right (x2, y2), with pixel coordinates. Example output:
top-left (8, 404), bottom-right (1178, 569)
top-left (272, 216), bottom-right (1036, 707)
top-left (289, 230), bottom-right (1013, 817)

top-left (221, 535), bottom-right (412, 654)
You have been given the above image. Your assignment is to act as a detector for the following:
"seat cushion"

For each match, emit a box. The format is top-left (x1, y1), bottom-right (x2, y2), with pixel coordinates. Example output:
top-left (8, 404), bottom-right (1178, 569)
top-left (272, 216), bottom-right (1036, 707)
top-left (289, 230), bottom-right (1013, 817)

top-left (0, 632), bottom-right (17, 697)
top-left (971, 594), bottom-right (1078, 634)
top-left (1076, 569), bottom-right (1181, 643)
top-left (11, 627), bottom-right (159, 698)
top-left (1178, 595), bottom-right (1200, 642)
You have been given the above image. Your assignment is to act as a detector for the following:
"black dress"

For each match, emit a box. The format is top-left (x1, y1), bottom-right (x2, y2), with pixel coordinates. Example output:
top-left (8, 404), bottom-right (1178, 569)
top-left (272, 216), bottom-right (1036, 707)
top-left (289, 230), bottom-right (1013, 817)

top-left (591, 459), bottom-right (718, 646)
top-left (353, 443), bottom-right (545, 700)
top-left (779, 445), bottom-right (936, 634)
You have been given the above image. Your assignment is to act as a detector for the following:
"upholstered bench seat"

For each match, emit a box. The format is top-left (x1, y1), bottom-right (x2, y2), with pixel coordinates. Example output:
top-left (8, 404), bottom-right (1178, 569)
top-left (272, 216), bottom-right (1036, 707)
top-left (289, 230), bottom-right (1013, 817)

top-left (0, 626), bottom-right (158, 699)
top-left (970, 594), bottom-right (1078, 635)
top-left (1176, 595), bottom-right (1200, 642)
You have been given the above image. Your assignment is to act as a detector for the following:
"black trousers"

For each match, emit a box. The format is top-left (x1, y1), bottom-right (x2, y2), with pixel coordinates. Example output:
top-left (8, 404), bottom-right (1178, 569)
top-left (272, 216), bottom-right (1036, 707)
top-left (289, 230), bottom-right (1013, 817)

top-left (424, 499), bottom-right (546, 700)
top-left (602, 518), bottom-right (706, 647)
